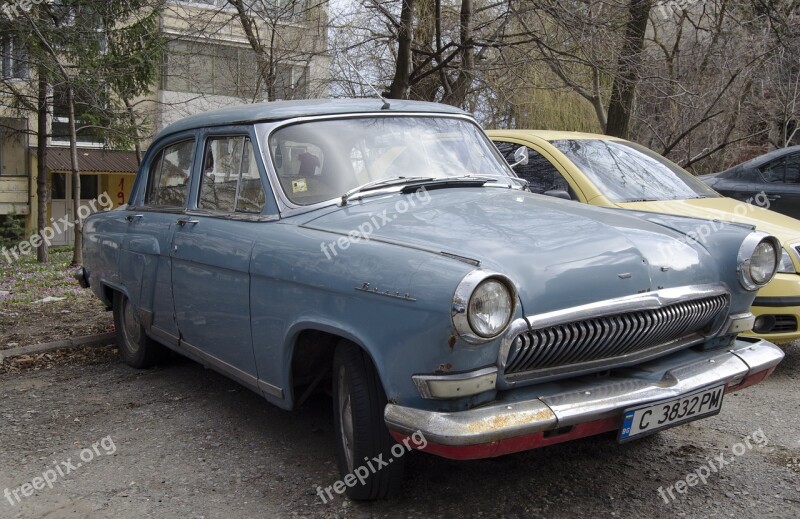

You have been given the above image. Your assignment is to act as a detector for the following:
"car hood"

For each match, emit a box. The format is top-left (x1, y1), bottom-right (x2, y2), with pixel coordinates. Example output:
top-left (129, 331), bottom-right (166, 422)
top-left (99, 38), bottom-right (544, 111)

top-left (300, 188), bottom-right (721, 315)
top-left (617, 197), bottom-right (800, 246)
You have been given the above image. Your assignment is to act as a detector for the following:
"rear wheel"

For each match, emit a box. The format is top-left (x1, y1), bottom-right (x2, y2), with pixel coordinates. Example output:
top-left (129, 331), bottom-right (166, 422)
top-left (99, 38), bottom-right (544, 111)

top-left (112, 291), bottom-right (167, 368)
top-left (332, 341), bottom-right (405, 500)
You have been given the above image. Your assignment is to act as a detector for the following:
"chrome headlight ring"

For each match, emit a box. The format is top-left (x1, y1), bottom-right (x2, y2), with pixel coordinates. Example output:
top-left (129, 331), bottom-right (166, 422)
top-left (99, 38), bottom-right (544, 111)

top-left (737, 232), bottom-right (781, 291)
top-left (452, 270), bottom-right (517, 344)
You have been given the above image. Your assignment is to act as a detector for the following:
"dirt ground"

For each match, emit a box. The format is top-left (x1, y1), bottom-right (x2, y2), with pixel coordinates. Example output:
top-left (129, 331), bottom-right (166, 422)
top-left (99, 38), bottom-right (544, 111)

top-left (0, 340), bottom-right (798, 519)
top-left (0, 294), bottom-right (111, 350)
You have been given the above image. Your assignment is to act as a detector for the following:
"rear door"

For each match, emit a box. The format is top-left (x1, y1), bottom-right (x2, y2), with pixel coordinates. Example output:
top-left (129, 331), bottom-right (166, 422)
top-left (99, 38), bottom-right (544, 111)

top-left (120, 136), bottom-right (196, 342)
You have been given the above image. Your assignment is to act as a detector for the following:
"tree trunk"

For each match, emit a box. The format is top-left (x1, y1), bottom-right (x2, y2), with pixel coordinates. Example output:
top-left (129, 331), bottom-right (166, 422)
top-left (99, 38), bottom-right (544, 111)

top-left (442, 0), bottom-right (473, 107)
top-left (388, 0), bottom-right (414, 99)
top-left (605, 0), bottom-right (653, 139)
top-left (67, 86), bottom-right (82, 266)
top-left (124, 98), bottom-right (142, 166)
top-left (36, 66), bottom-right (48, 263)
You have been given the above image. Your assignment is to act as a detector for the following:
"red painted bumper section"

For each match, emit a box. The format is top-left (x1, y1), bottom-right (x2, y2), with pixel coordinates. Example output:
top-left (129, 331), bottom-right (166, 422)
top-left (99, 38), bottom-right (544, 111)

top-left (390, 367), bottom-right (777, 461)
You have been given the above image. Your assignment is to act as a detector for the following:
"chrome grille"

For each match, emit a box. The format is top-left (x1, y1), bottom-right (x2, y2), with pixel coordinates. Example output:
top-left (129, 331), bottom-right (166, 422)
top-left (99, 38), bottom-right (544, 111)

top-left (504, 294), bottom-right (729, 378)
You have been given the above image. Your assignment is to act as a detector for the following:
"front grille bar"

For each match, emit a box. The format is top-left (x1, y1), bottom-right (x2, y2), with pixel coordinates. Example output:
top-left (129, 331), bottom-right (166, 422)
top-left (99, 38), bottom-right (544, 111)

top-left (502, 286), bottom-right (730, 382)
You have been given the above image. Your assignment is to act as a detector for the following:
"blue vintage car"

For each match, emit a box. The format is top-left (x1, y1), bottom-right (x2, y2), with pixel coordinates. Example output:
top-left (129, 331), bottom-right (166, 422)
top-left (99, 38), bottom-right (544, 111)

top-left (77, 99), bottom-right (784, 500)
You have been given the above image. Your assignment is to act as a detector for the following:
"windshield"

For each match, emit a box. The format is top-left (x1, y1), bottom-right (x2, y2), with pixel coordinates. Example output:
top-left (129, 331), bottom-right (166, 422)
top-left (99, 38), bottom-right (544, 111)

top-left (265, 116), bottom-right (513, 205)
top-left (551, 139), bottom-right (719, 202)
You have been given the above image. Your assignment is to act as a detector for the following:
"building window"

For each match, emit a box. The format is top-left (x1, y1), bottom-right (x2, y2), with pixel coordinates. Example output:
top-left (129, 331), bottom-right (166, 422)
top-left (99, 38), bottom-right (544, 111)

top-left (51, 84), bottom-right (108, 146)
top-left (163, 41), bottom-right (260, 99)
top-left (163, 40), bottom-right (308, 100)
top-left (1, 38), bottom-right (28, 79)
top-left (175, 0), bottom-right (308, 21)
top-left (275, 63), bottom-right (307, 100)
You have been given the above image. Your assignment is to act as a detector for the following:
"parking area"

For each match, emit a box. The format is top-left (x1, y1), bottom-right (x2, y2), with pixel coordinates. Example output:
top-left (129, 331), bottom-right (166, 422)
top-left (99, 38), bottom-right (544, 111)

top-left (0, 343), bottom-right (798, 519)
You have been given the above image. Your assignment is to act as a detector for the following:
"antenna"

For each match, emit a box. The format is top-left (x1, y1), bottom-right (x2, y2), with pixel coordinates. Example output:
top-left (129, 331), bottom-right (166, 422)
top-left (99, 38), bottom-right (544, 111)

top-left (341, 54), bottom-right (391, 110)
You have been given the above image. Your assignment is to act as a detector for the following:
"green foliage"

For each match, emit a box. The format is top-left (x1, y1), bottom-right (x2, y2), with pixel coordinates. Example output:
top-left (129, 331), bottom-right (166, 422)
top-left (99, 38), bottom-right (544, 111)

top-left (0, 215), bottom-right (26, 249)
top-left (0, 247), bottom-right (83, 303)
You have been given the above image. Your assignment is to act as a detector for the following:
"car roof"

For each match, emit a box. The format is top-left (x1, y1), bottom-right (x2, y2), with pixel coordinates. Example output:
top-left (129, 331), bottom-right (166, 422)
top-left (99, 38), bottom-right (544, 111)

top-left (719, 144), bottom-right (800, 174)
top-left (486, 129), bottom-right (623, 142)
top-left (155, 98), bottom-right (471, 140)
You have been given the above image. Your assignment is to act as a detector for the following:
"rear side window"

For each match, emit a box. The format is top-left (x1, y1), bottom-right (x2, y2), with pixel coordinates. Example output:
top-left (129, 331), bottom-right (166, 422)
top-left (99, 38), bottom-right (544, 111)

top-left (145, 140), bottom-right (195, 207)
top-left (199, 136), bottom-right (266, 214)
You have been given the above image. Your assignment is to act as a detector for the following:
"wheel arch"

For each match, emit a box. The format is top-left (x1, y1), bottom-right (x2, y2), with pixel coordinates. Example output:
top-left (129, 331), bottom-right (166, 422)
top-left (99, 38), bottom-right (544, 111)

top-left (284, 320), bottom-right (384, 409)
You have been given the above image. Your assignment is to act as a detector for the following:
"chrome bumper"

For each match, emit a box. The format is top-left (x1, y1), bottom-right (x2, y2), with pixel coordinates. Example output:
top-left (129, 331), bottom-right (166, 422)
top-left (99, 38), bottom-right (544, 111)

top-left (384, 338), bottom-right (783, 447)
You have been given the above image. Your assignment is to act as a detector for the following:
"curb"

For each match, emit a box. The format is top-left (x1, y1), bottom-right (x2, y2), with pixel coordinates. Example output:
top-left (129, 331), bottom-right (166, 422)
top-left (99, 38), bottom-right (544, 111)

top-left (0, 332), bottom-right (116, 364)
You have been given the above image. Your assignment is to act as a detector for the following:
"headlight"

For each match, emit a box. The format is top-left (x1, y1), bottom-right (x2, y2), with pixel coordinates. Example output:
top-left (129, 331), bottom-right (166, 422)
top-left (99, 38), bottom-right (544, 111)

top-left (778, 248), bottom-right (796, 274)
top-left (737, 233), bottom-right (781, 291)
top-left (453, 271), bottom-right (516, 343)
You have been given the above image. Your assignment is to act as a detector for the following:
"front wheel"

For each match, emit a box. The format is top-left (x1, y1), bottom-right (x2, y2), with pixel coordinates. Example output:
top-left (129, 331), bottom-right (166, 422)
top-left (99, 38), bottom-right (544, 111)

top-left (112, 291), bottom-right (167, 368)
top-left (332, 341), bottom-right (405, 500)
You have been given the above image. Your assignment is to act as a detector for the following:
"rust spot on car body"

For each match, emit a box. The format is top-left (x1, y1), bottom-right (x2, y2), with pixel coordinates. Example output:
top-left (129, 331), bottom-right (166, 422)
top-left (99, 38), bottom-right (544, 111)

top-left (465, 407), bottom-right (556, 434)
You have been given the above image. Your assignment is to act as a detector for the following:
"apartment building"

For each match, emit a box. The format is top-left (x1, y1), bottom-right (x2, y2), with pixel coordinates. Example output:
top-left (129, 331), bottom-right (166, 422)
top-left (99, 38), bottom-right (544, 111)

top-left (0, 0), bottom-right (329, 244)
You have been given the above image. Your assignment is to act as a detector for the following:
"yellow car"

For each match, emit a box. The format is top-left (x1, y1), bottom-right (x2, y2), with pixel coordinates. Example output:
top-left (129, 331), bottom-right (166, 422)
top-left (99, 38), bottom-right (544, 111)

top-left (488, 129), bottom-right (800, 343)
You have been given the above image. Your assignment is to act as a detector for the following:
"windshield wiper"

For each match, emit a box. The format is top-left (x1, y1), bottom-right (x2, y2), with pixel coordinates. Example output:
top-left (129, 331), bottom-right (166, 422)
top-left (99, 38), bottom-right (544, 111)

top-left (398, 176), bottom-right (497, 193)
top-left (626, 198), bottom-right (659, 202)
top-left (341, 176), bottom-right (434, 205)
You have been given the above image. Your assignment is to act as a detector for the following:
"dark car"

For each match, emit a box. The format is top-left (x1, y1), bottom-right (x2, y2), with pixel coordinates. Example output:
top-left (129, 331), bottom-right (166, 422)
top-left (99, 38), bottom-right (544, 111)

top-left (701, 146), bottom-right (800, 219)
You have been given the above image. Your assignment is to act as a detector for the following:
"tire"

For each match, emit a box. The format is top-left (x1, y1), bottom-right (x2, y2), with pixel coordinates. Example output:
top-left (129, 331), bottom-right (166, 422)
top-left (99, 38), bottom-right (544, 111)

top-left (332, 341), bottom-right (405, 500)
top-left (112, 291), bottom-right (167, 368)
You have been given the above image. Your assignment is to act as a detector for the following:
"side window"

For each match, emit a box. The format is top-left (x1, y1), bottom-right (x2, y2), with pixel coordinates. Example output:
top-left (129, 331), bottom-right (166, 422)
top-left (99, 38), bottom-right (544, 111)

top-left (759, 158), bottom-right (786, 183)
top-left (494, 141), bottom-right (569, 195)
top-left (199, 136), bottom-right (266, 214)
top-left (784, 154), bottom-right (800, 184)
top-left (145, 140), bottom-right (195, 207)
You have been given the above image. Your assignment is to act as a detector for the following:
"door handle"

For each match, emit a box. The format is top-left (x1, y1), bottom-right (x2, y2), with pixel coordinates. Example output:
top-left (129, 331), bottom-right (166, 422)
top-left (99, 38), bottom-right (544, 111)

top-left (126, 214), bottom-right (143, 222)
top-left (177, 217), bottom-right (199, 226)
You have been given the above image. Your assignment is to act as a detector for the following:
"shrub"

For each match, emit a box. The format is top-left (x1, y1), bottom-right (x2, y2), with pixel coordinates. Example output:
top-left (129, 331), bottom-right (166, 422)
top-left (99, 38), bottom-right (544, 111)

top-left (0, 214), bottom-right (26, 249)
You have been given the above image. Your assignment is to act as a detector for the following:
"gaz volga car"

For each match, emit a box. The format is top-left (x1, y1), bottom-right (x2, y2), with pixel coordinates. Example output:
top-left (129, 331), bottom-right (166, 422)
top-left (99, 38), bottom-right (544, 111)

top-left (77, 100), bottom-right (784, 500)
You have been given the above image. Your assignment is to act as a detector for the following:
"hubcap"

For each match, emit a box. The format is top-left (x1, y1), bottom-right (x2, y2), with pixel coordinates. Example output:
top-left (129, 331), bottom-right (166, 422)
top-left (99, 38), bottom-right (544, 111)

top-left (122, 299), bottom-right (142, 353)
top-left (337, 365), bottom-right (355, 472)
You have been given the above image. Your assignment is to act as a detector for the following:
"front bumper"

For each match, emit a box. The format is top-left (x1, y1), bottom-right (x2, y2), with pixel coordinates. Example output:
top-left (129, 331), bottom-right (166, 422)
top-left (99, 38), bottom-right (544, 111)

top-left (746, 273), bottom-right (800, 342)
top-left (385, 337), bottom-right (783, 460)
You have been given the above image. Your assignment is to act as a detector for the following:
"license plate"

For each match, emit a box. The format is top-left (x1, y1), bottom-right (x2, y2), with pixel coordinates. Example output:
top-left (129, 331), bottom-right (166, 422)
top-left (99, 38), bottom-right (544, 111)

top-left (618, 385), bottom-right (724, 442)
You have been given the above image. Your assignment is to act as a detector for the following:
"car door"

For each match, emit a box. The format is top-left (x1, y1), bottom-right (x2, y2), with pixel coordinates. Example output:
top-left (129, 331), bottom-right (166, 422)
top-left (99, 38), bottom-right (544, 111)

top-left (170, 128), bottom-right (270, 384)
top-left (750, 155), bottom-right (800, 219)
top-left (765, 153), bottom-right (800, 218)
top-left (120, 136), bottom-right (196, 343)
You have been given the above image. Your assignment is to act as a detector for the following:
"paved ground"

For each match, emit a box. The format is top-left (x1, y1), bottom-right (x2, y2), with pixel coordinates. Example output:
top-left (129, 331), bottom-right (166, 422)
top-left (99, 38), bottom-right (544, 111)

top-left (0, 342), bottom-right (798, 519)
